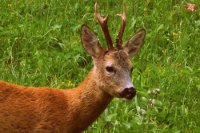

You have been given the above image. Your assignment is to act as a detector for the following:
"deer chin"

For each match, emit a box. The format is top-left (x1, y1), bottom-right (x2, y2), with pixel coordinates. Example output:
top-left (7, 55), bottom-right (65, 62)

top-left (110, 91), bottom-right (135, 100)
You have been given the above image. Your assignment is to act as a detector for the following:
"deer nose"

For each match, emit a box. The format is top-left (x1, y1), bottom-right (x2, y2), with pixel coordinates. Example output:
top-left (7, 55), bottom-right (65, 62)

top-left (120, 87), bottom-right (136, 100)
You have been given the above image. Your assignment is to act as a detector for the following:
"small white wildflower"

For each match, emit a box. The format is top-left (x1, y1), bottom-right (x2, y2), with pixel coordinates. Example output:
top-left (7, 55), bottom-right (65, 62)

top-left (149, 99), bottom-right (156, 107)
top-left (152, 88), bottom-right (160, 95)
top-left (136, 106), bottom-right (141, 112)
top-left (147, 90), bottom-right (152, 94)
top-left (139, 108), bottom-right (146, 116)
top-left (152, 99), bottom-right (156, 105)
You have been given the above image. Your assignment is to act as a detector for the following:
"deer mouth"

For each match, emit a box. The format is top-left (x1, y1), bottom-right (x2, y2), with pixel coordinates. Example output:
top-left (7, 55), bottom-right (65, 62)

top-left (124, 92), bottom-right (135, 100)
top-left (119, 88), bottom-right (136, 100)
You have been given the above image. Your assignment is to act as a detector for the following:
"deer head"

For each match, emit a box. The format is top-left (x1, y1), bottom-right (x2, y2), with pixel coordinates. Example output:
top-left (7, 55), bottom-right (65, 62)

top-left (80, 3), bottom-right (146, 100)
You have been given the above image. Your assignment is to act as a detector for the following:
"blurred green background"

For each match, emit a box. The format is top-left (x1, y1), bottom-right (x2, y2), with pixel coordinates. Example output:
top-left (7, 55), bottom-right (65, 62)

top-left (0, 0), bottom-right (200, 132)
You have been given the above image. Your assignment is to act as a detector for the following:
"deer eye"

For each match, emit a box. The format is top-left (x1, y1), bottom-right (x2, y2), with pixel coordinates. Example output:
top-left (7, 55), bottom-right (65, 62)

top-left (105, 66), bottom-right (115, 73)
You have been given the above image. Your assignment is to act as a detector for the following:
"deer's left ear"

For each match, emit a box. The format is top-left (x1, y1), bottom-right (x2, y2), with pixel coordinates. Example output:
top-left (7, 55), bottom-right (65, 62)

top-left (123, 29), bottom-right (146, 57)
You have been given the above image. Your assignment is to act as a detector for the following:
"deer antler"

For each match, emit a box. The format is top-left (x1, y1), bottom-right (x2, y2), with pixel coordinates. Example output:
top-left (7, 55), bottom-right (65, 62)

top-left (94, 2), bottom-right (113, 50)
top-left (116, 2), bottom-right (126, 49)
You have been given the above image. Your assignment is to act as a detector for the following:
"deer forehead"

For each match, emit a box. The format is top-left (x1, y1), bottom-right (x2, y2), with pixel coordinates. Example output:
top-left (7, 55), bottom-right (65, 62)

top-left (103, 50), bottom-right (132, 69)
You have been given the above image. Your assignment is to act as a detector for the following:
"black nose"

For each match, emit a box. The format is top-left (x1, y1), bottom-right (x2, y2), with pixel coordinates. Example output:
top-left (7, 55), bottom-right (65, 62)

top-left (120, 87), bottom-right (136, 100)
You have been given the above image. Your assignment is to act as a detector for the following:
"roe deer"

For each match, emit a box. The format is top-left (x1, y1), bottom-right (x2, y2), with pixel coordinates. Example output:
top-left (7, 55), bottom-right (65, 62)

top-left (0, 3), bottom-right (146, 133)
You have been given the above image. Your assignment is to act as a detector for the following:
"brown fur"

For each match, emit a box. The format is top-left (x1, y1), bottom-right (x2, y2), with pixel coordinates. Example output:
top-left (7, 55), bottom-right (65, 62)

top-left (0, 23), bottom-right (145, 133)
top-left (0, 69), bottom-right (112, 133)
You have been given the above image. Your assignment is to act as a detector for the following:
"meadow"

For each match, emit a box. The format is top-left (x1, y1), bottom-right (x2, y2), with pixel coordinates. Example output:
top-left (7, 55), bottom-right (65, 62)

top-left (0, 0), bottom-right (200, 132)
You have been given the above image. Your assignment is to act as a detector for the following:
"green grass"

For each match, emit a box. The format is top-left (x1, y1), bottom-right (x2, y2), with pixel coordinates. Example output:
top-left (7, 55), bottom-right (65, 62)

top-left (0, 0), bottom-right (200, 132)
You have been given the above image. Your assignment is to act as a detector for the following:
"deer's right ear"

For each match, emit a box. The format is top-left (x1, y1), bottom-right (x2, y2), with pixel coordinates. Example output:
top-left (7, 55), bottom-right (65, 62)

top-left (81, 25), bottom-right (103, 58)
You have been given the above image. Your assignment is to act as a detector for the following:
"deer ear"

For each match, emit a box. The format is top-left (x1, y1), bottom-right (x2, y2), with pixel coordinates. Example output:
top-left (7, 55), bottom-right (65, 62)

top-left (81, 25), bottom-right (103, 58)
top-left (123, 29), bottom-right (146, 57)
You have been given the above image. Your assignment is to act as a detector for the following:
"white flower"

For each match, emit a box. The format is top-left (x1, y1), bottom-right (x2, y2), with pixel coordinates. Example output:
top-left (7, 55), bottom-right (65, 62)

top-left (147, 90), bottom-right (152, 94)
top-left (139, 108), bottom-right (146, 115)
top-left (153, 88), bottom-right (160, 95)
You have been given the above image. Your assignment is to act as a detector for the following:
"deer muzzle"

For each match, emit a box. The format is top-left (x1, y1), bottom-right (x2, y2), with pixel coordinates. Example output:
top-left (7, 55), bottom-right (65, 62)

top-left (120, 87), bottom-right (136, 100)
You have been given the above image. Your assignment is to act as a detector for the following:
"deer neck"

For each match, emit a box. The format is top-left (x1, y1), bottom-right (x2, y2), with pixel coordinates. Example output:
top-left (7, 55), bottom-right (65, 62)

top-left (78, 67), bottom-right (113, 109)
top-left (67, 67), bottom-right (113, 131)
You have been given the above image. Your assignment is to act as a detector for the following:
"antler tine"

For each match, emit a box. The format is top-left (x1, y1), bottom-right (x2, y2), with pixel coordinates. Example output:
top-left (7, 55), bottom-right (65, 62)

top-left (116, 2), bottom-right (126, 49)
top-left (94, 2), bottom-right (113, 50)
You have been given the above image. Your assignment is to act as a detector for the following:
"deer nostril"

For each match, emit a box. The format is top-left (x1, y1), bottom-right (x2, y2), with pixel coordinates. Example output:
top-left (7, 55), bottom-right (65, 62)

top-left (120, 87), bottom-right (136, 99)
top-left (121, 87), bottom-right (134, 95)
